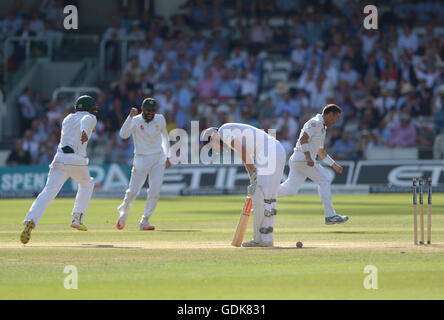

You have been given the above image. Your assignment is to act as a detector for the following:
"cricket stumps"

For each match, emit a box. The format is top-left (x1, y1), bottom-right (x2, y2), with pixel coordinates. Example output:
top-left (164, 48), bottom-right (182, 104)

top-left (412, 177), bottom-right (432, 246)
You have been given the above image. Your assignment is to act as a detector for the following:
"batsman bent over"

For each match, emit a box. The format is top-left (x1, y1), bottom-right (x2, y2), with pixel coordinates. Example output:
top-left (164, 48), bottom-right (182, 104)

top-left (203, 123), bottom-right (286, 247)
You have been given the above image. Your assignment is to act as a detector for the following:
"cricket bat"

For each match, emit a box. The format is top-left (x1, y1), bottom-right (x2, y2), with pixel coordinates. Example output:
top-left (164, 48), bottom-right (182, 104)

top-left (231, 196), bottom-right (253, 247)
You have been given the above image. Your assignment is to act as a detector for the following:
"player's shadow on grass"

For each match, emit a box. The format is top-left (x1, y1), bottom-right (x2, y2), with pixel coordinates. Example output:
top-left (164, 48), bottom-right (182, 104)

top-left (334, 202), bottom-right (406, 207)
top-left (261, 246), bottom-right (319, 250)
top-left (157, 229), bottom-right (201, 232)
top-left (280, 200), bottom-right (405, 207)
top-left (80, 244), bottom-right (143, 249)
top-left (30, 244), bottom-right (144, 249)
top-left (307, 231), bottom-right (388, 234)
top-left (329, 231), bottom-right (380, 234)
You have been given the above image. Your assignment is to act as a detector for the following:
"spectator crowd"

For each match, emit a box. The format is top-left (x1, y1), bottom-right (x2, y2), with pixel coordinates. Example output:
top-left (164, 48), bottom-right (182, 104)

top-left (5, 0), bottom-right (444, 166)
top-left (1, 0), bottom-right (68, 80)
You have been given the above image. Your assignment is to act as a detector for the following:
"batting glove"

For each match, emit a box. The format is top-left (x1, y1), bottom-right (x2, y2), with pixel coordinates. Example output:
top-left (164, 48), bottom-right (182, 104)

top-left (247, 184), bottom-right (256, 196)
top-left (249, 168), bottom-right (257, 185)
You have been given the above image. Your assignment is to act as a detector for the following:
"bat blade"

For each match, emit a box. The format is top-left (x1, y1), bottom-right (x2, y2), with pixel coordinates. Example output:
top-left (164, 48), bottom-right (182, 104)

top-left (231, 197), bottom-right (253, 247)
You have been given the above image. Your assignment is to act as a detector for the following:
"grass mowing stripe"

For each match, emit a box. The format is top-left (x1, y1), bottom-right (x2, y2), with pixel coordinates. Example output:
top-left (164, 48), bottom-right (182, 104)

top-left (0, 195), bottom-right (443, 299)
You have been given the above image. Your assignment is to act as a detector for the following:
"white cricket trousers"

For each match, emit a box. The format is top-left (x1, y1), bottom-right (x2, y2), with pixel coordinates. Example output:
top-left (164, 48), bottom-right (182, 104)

top-left (277, 158), bottom-right (337, 218)
top-left (118, 152), bottom-right (166, 221)
top-left (252, 142), bottom-right (286, 243)
top-left (23, 159), bottom-right (95, 227)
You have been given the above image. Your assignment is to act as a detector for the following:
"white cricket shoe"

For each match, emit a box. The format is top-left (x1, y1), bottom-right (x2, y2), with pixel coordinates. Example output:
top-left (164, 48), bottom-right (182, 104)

top-left (71, 212), bottom-right (87, 231)
top-left (325, 214), bottom-right (349, 225)
top-left (139, 218), bottom-right (155, 231)
top-left (116, 211), bottom-right (129, 230)
top-left (20, 220), bottom-right (35, 244)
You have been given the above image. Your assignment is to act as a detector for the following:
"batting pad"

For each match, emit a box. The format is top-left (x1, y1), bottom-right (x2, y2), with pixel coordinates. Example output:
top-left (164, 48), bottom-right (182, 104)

top-left (252, 186), bottom-right (265, 242)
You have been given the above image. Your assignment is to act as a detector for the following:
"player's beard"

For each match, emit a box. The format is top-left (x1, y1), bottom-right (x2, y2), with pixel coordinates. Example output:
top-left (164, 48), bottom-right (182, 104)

top-left (143, 111), bottom-right (154, 123)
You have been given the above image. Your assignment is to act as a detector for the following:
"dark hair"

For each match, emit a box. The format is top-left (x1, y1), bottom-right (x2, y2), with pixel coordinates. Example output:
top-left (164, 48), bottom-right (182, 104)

top-left (322, 104), bottom-right (342, 115)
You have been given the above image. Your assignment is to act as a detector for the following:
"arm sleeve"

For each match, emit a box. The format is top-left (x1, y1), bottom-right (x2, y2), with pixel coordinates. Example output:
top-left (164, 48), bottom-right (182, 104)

top-left (119, 116), bottom-right (135, 139)
top-left (218, 128), bottom-right (236, 146)
top-left (160, 116), bottom-right (170, 157)
top-left (302, 120), bottom-right (320, 138)
top-left (219, 126), bottom-right (254, 165)
top-left (80, 114), bottom-right (97, 135)
top-left (323, 154), bottom-right (335, 166)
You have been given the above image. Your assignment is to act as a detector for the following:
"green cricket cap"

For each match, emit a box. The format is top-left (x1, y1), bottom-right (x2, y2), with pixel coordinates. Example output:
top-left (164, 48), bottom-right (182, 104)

top-left (142, 98), bottom-right (157, 111)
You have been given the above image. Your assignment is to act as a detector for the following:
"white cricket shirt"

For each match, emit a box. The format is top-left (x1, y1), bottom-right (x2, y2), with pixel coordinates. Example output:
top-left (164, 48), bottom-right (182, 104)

top-left (291, 113), bottom-right (326, 162)
top-left (218, 123), bottom-right (279, 165)
top-left (57, 111), bottom-right (97, 157)
top-left (120, 114), bottom-right (170, 157)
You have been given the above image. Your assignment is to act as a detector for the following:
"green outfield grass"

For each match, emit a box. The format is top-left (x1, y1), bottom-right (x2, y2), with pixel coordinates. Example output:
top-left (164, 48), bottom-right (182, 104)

top-left (0, 194), bottom-right (443, 299)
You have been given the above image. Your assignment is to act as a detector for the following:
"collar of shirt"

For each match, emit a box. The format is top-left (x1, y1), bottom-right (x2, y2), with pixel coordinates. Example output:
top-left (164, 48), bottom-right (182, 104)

top-left (316, 113), bottom-right (327, 130)
top-left (137, 113), bottom-right (158, 124)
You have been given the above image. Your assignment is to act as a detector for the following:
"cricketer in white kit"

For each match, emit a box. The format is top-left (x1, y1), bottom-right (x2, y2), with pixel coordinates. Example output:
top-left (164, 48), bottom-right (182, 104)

top-left (202, 123), bottom-right (286, 247)
top-left (278, 104), bottom-right (349, 224)
top-left (20, 95), bottom-right (98, 244)
top-left (116, 98), bottom-right (171, 231)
